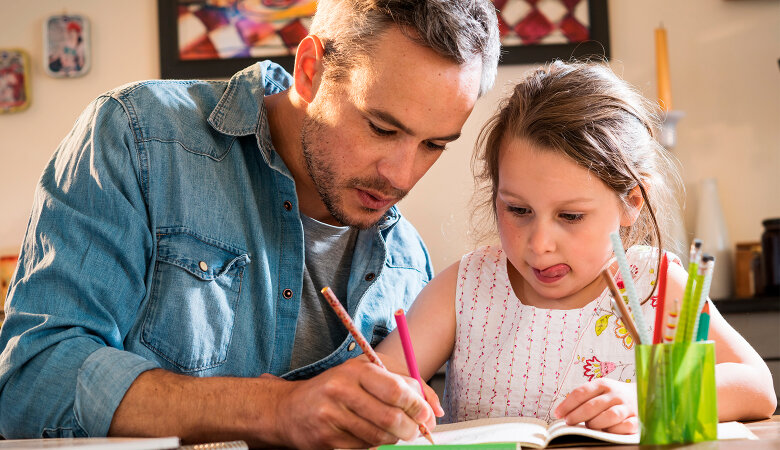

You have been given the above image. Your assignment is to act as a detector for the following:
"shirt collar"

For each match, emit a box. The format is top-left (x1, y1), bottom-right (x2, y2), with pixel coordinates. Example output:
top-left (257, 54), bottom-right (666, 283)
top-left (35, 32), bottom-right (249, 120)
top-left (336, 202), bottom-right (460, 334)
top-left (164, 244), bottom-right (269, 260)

top-left (207, 61), bottom-right (292, 164)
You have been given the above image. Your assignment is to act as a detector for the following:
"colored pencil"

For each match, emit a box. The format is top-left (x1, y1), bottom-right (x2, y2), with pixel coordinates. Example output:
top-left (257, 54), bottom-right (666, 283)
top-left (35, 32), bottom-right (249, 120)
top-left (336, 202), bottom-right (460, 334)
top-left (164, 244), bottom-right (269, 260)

top-left (692, 255), bottom-right (715, 338)
top-left (602, 270), bottom-right (641, 345)
top-left (695, 302), bottom-right (711, 341)
top-left (675, 239), bottom-right (702, 343)
top-left (394, 309), bottom-right (427, 400)
top-left (663, 297), bottom-right (679, 343)
top-left (609, 233), bottom-right (650, 345)
top-left (652, 253), bottom-right (669, 344)
top-left (321, 287), bottom-right (434, 445)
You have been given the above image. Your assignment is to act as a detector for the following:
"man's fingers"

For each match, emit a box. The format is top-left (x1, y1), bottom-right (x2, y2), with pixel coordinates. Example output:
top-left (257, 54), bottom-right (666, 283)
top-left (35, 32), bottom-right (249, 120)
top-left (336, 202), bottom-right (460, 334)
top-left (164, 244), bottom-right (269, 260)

top-left (422, 383), bottom-right (444, 417)
top-left (358, 366), bottom-right (436, 431)
top-left (555, 380), bottom-right (607, 420)
top-left (332, 406), bottom-right (399, 447)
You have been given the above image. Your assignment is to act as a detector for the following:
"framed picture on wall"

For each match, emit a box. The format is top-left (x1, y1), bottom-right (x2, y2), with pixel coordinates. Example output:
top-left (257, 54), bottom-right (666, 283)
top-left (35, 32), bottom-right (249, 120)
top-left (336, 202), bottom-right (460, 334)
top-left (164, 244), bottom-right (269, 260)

top-left (158, 0), bottom-right (609, 80)
top-left (0, 49), bottom-right (31, 114)
top-left (44, 14), bottom-right (91, 78)
top-left (496, 0), bottom-right (610, 64)
top-left (158, 0), bottom-right (315, 79)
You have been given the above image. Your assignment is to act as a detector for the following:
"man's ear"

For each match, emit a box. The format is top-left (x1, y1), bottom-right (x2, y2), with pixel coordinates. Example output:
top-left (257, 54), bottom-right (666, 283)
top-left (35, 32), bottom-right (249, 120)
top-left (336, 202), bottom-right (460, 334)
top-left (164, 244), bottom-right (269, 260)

top-left (293, 35), bottom-right (325, 103)
top-left (620, 185), bottom-right (645, 227)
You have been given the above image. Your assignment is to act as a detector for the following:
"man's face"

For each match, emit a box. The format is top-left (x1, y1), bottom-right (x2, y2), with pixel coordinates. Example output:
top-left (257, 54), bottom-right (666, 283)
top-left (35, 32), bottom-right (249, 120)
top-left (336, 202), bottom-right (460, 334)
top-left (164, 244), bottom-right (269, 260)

top-left (301, 27), bottom-right (482, 229)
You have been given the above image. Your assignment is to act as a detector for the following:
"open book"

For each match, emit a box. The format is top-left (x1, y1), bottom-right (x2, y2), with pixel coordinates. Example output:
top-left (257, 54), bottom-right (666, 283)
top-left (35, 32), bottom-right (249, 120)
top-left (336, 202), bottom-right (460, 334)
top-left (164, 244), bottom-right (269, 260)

top-left (384, 417), bottom-right (757, 448)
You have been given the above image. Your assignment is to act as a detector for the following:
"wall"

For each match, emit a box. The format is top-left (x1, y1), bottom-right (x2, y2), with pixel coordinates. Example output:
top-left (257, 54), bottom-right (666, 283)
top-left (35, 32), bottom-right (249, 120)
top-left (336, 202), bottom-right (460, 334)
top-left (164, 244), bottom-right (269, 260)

top-left (0, 1), bottom-right (159, 254)
top-left (1, 1), bottom-right (779, 294)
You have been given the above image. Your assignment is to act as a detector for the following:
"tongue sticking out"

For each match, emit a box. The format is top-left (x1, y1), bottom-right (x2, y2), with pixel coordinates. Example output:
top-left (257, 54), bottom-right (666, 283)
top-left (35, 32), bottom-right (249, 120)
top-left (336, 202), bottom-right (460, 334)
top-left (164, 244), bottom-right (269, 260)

top-left (539, 264), bottom-right (570, 278)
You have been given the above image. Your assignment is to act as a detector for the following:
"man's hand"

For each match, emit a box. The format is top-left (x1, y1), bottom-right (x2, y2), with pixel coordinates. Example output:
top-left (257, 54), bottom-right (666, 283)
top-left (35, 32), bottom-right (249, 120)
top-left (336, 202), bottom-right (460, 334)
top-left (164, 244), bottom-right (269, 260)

top-left (553, 378), bottom-right (638, 434)
top-left (274, 357), bottom-right (437, 449)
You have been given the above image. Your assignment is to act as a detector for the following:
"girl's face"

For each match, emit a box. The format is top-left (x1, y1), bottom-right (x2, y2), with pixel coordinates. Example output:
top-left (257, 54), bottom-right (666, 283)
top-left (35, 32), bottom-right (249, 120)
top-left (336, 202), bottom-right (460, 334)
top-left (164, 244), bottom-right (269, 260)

top-left (496, 138), bottom-right (639, 309)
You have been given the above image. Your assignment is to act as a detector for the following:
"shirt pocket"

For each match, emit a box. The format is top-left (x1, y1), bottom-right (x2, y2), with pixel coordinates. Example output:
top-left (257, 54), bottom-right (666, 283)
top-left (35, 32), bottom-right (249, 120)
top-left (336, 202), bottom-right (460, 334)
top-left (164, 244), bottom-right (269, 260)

top-left (142, 230), bottom-right (250, 372)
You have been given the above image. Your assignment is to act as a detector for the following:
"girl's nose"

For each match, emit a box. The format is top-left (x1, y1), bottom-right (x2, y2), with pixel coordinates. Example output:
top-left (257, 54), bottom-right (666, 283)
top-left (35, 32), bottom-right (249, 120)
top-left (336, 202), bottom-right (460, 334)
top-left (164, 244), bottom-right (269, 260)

top-left (527, 222), bottom-right (556, 255)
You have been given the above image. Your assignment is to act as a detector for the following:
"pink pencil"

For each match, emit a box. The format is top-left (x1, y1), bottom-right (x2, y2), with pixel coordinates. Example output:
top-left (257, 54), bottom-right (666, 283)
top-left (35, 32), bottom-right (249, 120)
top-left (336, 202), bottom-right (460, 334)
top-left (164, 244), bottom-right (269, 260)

top-left (321, 287), bottom-right (434, 445)
top-left (393, 309), bottom-right (427, 401)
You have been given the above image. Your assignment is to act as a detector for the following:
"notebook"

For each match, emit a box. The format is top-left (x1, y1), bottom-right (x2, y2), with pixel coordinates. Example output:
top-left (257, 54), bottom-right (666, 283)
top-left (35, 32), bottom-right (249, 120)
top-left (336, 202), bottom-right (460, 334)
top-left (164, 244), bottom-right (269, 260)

top-left (382, 417), bottom-right (757, 448)
top-left (0, 437), bottom-right (180, 449)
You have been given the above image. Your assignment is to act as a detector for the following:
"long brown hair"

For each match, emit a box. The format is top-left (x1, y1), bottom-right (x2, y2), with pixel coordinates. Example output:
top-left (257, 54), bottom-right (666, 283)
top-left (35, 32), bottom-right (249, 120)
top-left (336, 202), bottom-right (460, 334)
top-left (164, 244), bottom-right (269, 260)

top-left (472, 60), bottom-right (683, 303)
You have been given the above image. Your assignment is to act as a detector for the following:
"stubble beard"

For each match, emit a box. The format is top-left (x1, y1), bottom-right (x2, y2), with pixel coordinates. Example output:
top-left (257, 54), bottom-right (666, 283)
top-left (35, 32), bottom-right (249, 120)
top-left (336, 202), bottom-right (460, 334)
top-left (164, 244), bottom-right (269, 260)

top-left (300, 115), bottom-right (408, 230)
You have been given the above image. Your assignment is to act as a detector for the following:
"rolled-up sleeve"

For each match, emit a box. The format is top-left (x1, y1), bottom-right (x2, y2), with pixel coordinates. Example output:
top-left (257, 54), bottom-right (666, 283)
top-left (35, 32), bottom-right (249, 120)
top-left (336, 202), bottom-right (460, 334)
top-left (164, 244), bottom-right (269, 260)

top-left (0, 95), bottom-right (159, 438)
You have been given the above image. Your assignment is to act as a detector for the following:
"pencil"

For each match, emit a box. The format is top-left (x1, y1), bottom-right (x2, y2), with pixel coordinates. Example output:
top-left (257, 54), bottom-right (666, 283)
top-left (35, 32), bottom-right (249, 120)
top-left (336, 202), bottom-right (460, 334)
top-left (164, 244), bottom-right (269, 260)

top-left (602, 270), bottom-right (641, 345)
top-left (609, 233), bottom-right (650, 345)
top-left (320, 287), bottom-right (434, 445)
top-left (695, 302), bottom-right (711, 341)
top-left (393, 309), bottom-right (427, 400)
top-left (652, 253), bottom-right (669, 345)
top-left (676, 239), bottom-right (702, 343)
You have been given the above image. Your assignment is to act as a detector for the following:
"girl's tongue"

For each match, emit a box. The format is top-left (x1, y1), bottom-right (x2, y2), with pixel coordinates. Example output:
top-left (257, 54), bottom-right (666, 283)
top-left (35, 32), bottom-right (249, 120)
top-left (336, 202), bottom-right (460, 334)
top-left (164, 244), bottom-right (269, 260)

top-left (533, 264), bottom-right (570, 283)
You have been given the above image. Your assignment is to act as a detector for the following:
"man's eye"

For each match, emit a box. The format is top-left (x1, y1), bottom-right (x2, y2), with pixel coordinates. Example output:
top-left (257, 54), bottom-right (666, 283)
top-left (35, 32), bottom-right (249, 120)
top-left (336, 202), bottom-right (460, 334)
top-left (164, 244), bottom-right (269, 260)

top-left (425, 141), bottom-right (447, 151)
top-left (369, 121), bottom-right (395, 136)
top-left (560, 213), bottom-right (585, 223)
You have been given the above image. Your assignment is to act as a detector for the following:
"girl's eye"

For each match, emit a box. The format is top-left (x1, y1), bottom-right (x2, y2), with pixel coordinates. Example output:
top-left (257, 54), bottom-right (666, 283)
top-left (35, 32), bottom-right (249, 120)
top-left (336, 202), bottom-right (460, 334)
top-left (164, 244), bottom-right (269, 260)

top-left (368, 121), bottom-right (395, 137)
top-left (560, 213), bottom-right (585, 223)
top-left (508, 206), bottom-right (531, 216)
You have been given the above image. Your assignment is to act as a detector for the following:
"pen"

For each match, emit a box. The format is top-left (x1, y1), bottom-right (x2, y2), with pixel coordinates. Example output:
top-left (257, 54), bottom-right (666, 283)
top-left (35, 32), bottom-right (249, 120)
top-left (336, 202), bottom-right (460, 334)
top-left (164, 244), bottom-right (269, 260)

top-left (321, 287), bottom-right (435, 445)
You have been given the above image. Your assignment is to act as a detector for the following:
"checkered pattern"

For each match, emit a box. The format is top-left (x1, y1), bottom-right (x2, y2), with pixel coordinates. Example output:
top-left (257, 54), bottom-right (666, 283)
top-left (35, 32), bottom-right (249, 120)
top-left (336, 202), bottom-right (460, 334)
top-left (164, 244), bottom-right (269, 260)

top-left (177, 1), bottom-right (313, 61)
top-left (494, 0), bottom-right (590, 46)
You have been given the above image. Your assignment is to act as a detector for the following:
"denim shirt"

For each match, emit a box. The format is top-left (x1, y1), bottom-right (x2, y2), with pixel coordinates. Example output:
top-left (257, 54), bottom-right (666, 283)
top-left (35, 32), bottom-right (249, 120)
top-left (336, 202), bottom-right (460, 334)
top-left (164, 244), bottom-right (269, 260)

top-left (0, 61), bottom-right (434, 439)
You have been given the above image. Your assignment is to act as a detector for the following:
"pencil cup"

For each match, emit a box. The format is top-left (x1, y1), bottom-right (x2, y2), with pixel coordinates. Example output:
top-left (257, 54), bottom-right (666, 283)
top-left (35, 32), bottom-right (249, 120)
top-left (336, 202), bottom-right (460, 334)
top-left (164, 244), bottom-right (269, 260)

top-left (636, 342), bottom-right (717, 445)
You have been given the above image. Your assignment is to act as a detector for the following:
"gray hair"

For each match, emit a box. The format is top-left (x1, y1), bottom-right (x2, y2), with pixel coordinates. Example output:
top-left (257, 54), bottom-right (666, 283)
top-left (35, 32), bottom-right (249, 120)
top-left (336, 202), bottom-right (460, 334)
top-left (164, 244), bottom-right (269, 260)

top-left (308, 0), bottom-right (500, 97)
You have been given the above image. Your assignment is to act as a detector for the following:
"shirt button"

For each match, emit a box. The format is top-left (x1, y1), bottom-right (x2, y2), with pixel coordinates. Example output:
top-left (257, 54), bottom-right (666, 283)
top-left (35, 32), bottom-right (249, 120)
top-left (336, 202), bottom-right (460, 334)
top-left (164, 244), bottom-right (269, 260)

top-left (364, 272), bottom-right (375, 281)
top-left (283, 200), bottom-right (292, 211)
top-left (199, 261), bottom-right (208, 271)
top-left (348, 342), bottom-right (356, 351)
top-left (283, 288), bottom-right (293, 299)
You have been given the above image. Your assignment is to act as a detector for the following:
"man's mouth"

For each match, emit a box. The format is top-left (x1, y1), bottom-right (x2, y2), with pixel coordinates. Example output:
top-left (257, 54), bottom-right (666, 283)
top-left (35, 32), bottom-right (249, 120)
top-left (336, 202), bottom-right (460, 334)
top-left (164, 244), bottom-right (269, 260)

top-left (356, 188), bottom-right (394, 210)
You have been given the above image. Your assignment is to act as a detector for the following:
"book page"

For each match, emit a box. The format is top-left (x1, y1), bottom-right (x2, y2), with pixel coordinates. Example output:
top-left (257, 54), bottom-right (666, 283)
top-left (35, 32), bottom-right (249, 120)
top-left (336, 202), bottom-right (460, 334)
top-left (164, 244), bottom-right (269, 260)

top-left (546, 420), bottom-right (638, 446)
top-left (394, 417), bottom-right (549, 447)
top-left (545, 420), bottom-right (757, 447)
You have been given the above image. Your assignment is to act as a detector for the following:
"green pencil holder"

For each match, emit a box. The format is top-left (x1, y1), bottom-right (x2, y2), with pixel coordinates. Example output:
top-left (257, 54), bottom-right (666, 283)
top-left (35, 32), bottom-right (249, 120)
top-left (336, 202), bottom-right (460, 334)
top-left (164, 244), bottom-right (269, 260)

top-left (636, 342), bottom-right (718, 445)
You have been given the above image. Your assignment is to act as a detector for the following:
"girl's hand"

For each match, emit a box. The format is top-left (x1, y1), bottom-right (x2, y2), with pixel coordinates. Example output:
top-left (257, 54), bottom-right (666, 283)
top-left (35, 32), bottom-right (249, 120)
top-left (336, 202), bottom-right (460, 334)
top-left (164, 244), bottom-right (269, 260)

top-left (553, 378), bottom-right (638, 434)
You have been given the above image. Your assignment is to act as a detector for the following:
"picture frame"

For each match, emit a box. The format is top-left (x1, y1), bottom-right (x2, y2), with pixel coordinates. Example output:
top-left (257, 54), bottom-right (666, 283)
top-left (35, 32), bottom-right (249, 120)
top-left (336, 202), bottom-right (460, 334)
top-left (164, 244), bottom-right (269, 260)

top-left (44, 14), bottom-right (91, 78)
top-left (496, 0), bottom-right (610, 65)
top-left (0, 49), bottom-right (31, 114)
top-left (159, 0), bottom-right (314, 79)
top-left (158, 0), bottom-right (609, 80)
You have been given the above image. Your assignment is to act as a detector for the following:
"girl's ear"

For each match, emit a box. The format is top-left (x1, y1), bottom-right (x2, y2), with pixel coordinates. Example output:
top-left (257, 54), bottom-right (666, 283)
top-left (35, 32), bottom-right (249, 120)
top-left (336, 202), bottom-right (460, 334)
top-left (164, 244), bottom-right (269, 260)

top-left (293, 35), bottom-right (325, 103)
top-left (620, 185), bottom-right (645, 227)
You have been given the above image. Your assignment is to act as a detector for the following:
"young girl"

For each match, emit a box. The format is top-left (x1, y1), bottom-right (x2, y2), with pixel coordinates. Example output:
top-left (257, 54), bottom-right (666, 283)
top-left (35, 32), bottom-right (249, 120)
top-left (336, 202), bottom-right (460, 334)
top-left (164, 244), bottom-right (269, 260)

top-left (377, 61), bottom-right (776, 434)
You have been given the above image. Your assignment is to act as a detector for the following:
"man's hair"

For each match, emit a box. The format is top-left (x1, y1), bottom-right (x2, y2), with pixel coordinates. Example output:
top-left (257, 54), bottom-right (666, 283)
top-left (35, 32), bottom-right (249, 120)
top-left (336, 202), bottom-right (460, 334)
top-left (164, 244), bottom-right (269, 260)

top-left (308, 0), bottom-right (500, 97)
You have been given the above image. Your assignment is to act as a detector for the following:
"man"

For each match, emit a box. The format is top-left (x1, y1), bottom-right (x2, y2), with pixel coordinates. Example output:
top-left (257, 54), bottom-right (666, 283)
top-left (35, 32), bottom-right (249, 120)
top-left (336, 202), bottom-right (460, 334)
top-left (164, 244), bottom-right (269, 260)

top-left (0, 0), bottom-right (499, 447)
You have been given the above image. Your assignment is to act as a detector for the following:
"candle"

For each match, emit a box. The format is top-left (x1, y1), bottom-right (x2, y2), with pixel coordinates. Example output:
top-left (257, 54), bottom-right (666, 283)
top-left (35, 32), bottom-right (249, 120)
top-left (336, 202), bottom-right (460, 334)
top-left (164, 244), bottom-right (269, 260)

top-left (655, 25), bottom-right (672, 111)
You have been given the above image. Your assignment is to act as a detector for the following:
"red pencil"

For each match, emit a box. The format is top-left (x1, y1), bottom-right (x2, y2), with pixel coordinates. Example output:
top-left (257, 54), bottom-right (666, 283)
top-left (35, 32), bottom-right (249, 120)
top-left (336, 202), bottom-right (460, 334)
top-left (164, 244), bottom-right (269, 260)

top-left (321, 287), bottom-right (434, 445)
top-left (652, 253), bottom-right (669, 344)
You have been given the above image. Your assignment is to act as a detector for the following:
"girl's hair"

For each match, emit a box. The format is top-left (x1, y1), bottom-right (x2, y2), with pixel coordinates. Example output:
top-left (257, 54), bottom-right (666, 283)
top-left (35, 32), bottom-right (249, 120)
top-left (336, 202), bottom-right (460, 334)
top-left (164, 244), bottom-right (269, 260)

top-left (472, 60), bottom-right (684, 303)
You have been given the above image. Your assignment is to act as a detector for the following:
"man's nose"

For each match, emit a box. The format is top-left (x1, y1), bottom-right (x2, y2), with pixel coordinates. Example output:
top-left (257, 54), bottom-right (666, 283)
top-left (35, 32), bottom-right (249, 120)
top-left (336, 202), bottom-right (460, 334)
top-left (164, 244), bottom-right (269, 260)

top-left (376, 142), bottom-right (419, 192)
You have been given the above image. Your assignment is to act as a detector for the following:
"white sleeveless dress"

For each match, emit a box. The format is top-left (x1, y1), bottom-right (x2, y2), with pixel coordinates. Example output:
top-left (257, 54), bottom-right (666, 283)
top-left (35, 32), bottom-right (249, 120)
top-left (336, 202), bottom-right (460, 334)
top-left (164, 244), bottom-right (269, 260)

top-left (442, 244), bottom-right (681, 423)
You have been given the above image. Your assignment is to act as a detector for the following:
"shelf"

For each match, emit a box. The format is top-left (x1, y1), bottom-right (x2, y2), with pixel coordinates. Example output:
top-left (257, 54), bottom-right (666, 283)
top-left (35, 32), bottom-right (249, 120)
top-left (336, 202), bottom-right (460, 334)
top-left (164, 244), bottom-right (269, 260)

top-left (712, 296), bottom-right (780, 314)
